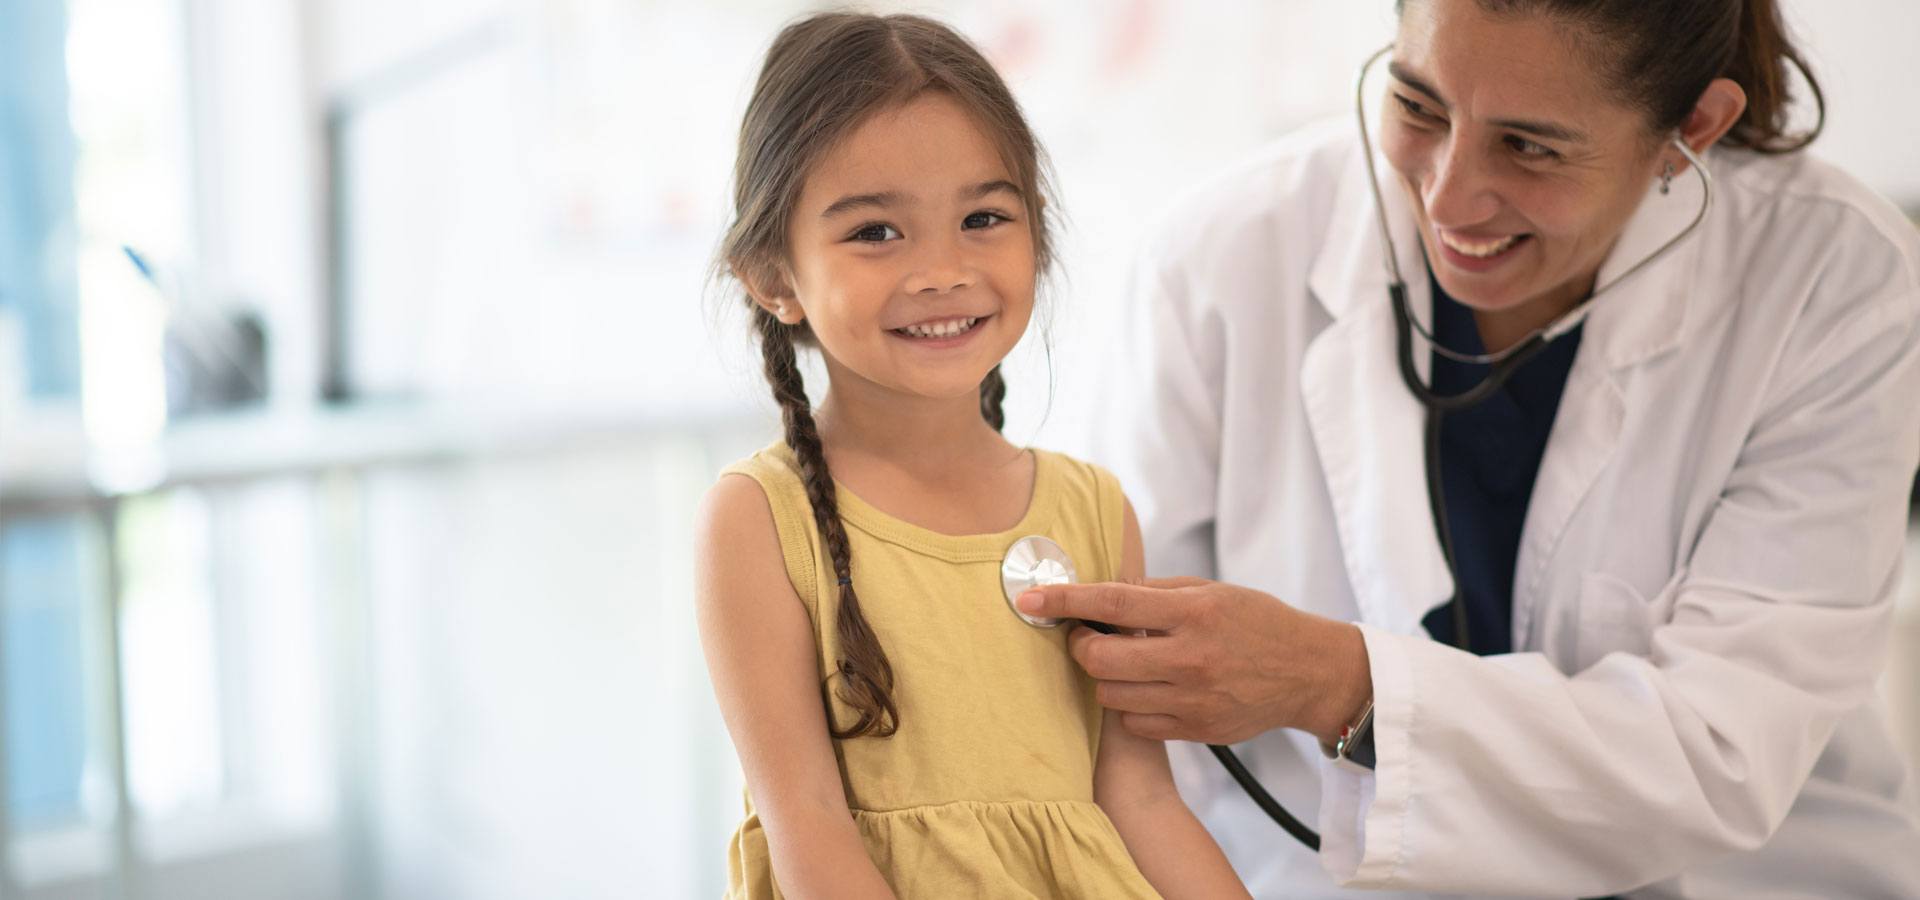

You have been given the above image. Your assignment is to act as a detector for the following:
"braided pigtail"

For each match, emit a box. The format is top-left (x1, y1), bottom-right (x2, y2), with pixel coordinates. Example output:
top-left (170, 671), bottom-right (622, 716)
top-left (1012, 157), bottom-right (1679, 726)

top-left (756, 309), bottom-right (899, 739)
top-left (979, 365), bottom-right (1008, 433)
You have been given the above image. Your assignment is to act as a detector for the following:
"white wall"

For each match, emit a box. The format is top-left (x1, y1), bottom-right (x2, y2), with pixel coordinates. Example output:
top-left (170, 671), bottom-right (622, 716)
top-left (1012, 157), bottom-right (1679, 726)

top-left (1785, 0), bottom-right (1920, 208)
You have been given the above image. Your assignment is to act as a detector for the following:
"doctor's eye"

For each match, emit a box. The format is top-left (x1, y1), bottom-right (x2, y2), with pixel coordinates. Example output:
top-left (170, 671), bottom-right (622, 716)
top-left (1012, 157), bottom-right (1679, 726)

top-left (1392, 93), bottom-right (1441, 125)
top-left (963, 210), bottom-right (1012, 230)
top-left (1505, 135), bottom-right (1560, 160)
top-left (848, 222), bottom-right (903, 243)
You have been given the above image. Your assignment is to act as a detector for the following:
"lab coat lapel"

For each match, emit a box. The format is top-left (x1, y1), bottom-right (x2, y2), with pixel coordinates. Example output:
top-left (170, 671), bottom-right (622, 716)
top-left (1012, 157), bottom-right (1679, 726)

top-left (1510, 166), bottom-right (1705, 645)
top-left (1301, 149), bottom-right (1455, 635)
top-left (1509, 348), bottom-right (1625, 648)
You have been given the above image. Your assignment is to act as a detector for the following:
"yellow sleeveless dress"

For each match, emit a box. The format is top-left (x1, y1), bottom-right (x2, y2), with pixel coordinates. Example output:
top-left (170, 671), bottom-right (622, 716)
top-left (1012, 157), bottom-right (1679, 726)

top-left (720, 442), bottom-right (1160, 899)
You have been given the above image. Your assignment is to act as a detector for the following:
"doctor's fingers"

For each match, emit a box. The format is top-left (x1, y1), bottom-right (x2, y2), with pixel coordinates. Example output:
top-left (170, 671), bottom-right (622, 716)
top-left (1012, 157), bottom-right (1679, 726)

top-left (1116, 712), bottom-right (1190, 742)
top-left (1119, 711), bottom-right (1266, 745)
top-left (1097, 677), bottom-right (1271, 744)
top-left (1139, 576), bottom-right (1212, 590)
top-left (1094, 679), bottom-right (1192, 717)
top-left (1068, 629), bottom-right (1198, 683)
top-left (1018, 582), bottom-right (1186, 632)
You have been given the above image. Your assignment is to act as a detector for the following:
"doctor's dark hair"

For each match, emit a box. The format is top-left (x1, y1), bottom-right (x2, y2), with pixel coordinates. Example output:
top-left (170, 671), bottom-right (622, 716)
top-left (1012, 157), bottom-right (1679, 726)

top-left (719, 13), bottom-right (1054, 740)
top-left (1400, 0), bottom-right (1824, 153)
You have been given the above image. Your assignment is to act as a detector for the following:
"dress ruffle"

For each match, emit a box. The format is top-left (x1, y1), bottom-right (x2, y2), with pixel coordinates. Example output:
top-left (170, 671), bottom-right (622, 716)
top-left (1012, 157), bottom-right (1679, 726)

top-left (852, 799), bottom-right (1159, 899)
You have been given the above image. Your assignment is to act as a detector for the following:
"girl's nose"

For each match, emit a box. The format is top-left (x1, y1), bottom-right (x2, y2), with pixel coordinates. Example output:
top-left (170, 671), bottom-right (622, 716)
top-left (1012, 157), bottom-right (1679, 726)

top-left (905, 237), bottom-right (974, 295)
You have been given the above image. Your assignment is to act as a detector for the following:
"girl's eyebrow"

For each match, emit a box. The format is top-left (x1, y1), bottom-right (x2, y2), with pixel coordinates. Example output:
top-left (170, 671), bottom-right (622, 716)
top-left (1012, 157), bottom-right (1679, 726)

top-left (966, 179), bottom-right (1021, 200)
top-left (820, 180), bottom-right (1021, 220)
top-left (820, 190), bottom-right (904, 220)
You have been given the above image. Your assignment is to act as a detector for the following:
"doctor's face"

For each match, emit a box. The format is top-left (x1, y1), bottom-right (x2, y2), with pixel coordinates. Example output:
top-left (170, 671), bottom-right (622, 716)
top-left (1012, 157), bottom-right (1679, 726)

top-left (1383, 0), bottom-right (1670, 338)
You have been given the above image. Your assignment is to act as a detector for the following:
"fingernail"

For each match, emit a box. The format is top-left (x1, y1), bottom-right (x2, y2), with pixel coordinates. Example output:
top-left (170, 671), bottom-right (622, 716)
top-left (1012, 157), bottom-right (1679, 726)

top-left (1015, 591), bottom-right (1042, 613)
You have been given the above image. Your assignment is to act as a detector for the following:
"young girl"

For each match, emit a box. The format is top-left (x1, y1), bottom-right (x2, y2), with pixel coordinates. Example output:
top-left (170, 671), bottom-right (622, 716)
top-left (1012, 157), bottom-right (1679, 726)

top-left (695, 13), bottom-right (1248, 899)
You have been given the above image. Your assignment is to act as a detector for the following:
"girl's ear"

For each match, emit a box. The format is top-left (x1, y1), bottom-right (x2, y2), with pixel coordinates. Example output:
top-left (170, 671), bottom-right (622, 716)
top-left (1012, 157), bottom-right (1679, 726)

top-left (736, 263), bottom-right (807, 326)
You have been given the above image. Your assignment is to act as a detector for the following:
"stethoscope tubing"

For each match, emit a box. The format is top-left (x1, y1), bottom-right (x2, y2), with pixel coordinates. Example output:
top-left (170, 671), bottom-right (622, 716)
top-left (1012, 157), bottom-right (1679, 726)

top-left (1075, 618), bottom-right (1325, 852)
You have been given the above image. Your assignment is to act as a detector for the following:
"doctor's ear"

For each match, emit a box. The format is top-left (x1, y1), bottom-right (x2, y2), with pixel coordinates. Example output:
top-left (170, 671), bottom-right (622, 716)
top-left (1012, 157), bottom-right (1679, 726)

top-left (735, 264), bottom-right (807, 326)
top-left (1666, 77), bottom-right (1749, 175)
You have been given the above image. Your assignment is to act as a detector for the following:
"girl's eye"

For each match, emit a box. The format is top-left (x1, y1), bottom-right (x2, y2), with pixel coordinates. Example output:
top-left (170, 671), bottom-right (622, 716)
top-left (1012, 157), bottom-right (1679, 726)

top-left (1506, 135), bottom-right (1560, 160)
top-left (963, 211), bottom-right (1010, 230)
top-left (850, 223), bottom-right (902, 243)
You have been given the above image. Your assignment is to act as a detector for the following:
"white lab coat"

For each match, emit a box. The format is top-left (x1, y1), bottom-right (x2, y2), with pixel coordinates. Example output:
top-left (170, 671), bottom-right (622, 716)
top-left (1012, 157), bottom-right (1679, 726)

top-left (1099, 120), bottom-right (1920, 898)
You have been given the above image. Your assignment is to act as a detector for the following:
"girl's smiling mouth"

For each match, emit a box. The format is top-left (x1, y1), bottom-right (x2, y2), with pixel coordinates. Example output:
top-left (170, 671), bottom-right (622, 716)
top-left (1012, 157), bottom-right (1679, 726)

top-left (890, 314), bottom-right (990, 343)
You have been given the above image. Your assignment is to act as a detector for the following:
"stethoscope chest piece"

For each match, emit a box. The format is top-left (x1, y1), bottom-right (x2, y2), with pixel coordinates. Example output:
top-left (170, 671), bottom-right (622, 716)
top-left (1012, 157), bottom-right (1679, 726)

top-left (1001, 535), bottom-right (1077, 628)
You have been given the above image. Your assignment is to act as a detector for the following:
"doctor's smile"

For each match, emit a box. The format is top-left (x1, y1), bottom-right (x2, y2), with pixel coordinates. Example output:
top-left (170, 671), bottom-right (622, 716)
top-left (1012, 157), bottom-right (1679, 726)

top-left (1434, 229), bottom-right (1526, 260)
top-left (1433, 228), bottom-right (1530, 272)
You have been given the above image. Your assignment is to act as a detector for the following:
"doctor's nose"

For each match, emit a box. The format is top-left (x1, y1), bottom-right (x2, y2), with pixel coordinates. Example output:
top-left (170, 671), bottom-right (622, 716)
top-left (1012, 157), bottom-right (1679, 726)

top-left (1422, 140), bottom-right (1502, 229)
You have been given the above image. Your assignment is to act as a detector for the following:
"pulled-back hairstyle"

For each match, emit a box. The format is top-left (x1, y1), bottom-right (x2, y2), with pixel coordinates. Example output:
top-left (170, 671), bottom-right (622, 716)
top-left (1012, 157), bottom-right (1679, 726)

top-left (719, 12), bottom-right (1054, 739)
top-left (1402, 0), bottom-right (1825, 153)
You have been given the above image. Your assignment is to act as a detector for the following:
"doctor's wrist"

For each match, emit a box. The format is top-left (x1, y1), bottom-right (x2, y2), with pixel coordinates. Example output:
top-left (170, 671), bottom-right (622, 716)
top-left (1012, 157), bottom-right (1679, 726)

top-left (1304, 622), bottom-right (1374, 747)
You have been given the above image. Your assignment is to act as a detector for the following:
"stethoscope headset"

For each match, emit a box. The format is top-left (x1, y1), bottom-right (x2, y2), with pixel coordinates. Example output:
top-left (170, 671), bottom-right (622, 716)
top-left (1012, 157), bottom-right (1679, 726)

top-left (1001, 44), bottom-right (1716, 853)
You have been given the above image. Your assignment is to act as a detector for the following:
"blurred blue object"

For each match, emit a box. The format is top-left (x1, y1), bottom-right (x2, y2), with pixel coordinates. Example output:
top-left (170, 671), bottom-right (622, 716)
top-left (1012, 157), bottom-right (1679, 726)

top-left (1, 516), bottom-right (94, 830)
top-left (0, 0), bottom-right (82, 401)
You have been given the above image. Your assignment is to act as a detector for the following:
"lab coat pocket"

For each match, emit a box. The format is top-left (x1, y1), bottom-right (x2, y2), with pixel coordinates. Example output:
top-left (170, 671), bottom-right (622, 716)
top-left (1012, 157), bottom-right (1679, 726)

top-left (1576, 571), bottom-right (1653, 670)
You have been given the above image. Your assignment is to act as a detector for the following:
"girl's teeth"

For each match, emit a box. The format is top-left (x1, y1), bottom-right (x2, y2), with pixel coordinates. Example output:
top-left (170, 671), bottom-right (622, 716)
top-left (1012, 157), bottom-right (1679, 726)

top-left (1443, 233), bottom-right (1520, 258)
top-left (902, 316), bottom-right (979, 338)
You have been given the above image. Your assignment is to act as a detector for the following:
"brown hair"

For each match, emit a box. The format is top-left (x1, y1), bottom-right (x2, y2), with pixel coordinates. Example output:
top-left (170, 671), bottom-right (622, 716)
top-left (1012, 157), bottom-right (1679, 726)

top-left (719, 13), bottom-right (1053, 739)
top-left (1403, 0), bottom-right (1825, 153)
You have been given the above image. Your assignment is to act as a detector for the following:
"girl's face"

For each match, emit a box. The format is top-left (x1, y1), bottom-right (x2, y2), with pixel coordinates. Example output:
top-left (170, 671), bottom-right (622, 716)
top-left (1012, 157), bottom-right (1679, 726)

top-left (1382, 0), bottom-right (1668, 322)
top-left (767, 91), bottom-right (1036, 406)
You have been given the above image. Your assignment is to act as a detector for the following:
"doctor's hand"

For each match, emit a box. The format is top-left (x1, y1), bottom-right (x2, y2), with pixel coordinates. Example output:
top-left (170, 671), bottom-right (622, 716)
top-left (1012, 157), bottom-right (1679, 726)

top-left (1017, 579), bottom-right (1372, 747)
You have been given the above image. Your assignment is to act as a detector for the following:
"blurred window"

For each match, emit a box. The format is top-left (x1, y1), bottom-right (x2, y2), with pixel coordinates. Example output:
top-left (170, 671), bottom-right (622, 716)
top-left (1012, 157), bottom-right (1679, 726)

top-left (1, 515), bottom-right (101, 831)
top-left (0, 0), bottom-right (92, 839)
top-left (0, 1), bottom-right (82, 407)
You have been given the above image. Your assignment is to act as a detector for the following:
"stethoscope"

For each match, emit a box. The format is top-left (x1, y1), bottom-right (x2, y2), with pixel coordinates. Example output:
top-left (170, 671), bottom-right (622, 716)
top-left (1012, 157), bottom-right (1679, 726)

top-left (999, 44), bottom-right (1717, 855)
top-left (999, 535), bottom-right (1331, 848)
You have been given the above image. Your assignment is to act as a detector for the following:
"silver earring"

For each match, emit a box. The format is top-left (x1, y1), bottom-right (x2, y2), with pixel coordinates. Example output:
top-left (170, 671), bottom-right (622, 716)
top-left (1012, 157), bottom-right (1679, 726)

top-left (1660, 162), bottom-right (1675, 196)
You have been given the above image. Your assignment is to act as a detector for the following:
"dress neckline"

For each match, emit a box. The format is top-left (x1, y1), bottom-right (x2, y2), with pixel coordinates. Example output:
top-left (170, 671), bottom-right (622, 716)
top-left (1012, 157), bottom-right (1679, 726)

top-left (770, 442), bottom-right (1055, 564)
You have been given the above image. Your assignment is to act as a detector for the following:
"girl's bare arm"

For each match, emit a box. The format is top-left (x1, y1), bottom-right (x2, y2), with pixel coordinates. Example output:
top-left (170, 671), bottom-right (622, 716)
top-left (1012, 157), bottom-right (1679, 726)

top-left (695, 474), bottom-right (896, 900)
top-left (1094, 499), bottom-right (1252, 900)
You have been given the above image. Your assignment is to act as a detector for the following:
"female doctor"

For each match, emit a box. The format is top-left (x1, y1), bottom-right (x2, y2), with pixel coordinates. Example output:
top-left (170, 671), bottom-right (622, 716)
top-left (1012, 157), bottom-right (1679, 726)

top-left (1015, 0), bottom-right (1920, 895)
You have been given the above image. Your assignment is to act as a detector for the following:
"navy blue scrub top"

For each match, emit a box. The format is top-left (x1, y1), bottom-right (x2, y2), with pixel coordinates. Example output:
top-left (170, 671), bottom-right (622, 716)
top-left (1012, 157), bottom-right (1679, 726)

top-left (1420, 271), bottom-right (1585, 655)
